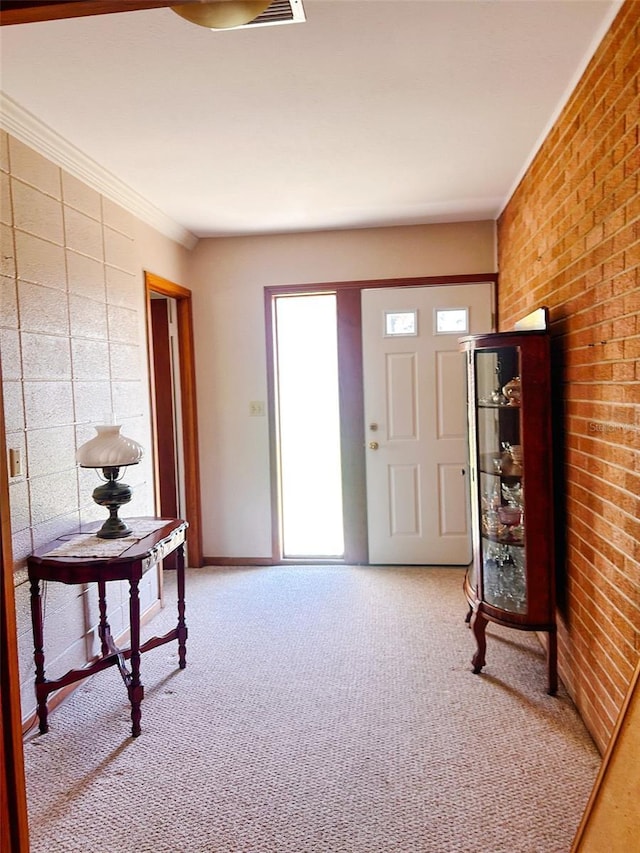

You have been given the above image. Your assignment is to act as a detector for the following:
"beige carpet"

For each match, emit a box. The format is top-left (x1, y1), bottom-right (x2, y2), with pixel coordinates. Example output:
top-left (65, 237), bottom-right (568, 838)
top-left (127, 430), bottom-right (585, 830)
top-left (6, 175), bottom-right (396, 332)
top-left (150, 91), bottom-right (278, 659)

top-left (23, 565), bottom-right (601, 852)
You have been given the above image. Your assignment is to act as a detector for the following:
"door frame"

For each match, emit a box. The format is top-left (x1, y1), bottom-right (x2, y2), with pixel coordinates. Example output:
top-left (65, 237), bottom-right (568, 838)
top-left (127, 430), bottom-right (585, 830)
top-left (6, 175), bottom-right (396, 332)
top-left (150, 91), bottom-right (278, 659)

top-left (145, 272), bottom-right (203, 567)
top-left (149, 297), bottom-right (180, 521)
top-left (264, 272), bottom-right (497, 564)
top-left (0, 359), bottom-right (30, 852)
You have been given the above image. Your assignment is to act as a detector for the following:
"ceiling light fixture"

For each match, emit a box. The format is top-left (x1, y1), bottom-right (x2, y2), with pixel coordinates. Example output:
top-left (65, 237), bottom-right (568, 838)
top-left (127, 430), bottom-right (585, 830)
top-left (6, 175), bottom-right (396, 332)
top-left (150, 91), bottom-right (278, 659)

top-left (171, 1), bottom-right (272, 29)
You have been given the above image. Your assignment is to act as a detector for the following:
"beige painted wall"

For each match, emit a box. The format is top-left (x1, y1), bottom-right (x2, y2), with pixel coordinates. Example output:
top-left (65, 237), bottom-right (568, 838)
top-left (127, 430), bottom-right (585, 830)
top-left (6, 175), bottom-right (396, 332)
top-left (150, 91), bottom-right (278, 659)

top-left (0, 132), bottom-right (191, 717)
top-left (189, 221), bottom-right (496, 559)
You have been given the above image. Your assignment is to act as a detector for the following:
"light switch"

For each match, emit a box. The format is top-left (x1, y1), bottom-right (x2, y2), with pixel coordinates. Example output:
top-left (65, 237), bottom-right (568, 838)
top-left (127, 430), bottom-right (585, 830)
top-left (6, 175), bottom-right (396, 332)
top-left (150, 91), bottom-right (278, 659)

top-left (249, 401), bottom-right (265, 417)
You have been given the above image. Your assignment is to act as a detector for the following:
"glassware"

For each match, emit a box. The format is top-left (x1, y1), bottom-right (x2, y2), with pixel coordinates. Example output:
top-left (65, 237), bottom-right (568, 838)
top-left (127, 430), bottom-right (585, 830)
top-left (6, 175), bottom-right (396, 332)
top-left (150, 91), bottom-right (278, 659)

top-left (500, 442), bottom-right (523, 477)
top-left (502, 482), bottom-right (524, 507)
top-left (482, 543), bottom-right (527, 613)
top-left (498, 505), bottom-right (522, 525)
top-left (502, 375), bottom-right (521, 406)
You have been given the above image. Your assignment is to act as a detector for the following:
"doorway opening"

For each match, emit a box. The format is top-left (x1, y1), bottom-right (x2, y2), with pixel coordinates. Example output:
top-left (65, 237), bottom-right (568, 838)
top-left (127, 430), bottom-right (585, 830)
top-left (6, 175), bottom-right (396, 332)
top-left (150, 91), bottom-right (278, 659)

top-left (149, 293), bottom-right (183, 522)
top-left (144, 272), bottom-right (203, 567)
top-left (273, 293), bottom-right (344, 558)
top-left (265, 274), bottom-right (497, 566)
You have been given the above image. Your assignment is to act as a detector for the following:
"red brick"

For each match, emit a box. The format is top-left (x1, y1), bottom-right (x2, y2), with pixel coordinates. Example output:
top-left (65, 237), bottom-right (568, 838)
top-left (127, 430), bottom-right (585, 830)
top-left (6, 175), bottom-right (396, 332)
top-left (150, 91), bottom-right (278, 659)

top-left (497, 0), bottom-right (640, 748)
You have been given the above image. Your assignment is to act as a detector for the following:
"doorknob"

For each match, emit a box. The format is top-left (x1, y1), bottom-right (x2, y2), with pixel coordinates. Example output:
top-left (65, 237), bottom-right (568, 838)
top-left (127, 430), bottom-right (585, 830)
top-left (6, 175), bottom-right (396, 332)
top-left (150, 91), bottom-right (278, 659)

top-left (368, 441), bottom-right (379, 450)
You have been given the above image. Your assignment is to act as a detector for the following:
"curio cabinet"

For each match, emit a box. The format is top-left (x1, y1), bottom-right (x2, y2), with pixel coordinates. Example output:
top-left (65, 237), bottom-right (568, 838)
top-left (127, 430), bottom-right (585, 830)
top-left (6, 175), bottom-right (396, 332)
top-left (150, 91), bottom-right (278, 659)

top-left (459, 328), bottom-right (557, 694)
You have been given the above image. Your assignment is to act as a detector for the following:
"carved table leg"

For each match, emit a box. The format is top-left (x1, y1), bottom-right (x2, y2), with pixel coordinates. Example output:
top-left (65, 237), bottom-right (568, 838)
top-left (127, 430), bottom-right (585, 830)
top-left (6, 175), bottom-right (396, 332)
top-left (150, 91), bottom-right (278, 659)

top-left (176, 543), bottom-right (188, 669)
top-left (97, 579), bottom-right (111, 658)
top-left (30, 576), bottom-right (49, 733)
top-left (128, 578), bottom-right (143, 737)
top-left (470, 608), bottom-right (488, 674)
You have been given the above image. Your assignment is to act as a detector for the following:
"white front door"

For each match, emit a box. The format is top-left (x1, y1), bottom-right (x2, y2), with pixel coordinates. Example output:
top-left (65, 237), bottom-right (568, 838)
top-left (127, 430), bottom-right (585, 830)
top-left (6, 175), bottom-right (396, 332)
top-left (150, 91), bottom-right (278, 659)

top-left (362, 283), bottom-right (494, 564)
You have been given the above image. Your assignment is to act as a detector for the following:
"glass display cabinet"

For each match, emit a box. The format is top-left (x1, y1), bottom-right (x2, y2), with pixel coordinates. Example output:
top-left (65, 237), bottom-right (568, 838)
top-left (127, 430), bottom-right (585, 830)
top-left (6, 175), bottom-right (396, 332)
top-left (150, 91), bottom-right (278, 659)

top-left (459, 330), bottom-right (557, 694)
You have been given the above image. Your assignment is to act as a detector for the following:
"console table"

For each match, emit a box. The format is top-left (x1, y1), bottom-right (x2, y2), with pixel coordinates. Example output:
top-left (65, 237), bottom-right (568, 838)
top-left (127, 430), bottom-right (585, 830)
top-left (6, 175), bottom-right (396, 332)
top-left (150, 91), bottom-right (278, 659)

top-left (27, 517), bottom-right (188, 738)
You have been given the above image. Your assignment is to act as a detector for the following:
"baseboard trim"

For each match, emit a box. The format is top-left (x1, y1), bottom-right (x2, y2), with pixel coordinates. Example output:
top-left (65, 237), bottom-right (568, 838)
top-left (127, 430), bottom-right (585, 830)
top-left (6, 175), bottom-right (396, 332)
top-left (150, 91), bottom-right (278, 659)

top-left (202, 556), bottom-right (352, 567)
top-left (22, 598), bottom-right (163, 736)
top-left (203, 556), bottom-right (280, 566)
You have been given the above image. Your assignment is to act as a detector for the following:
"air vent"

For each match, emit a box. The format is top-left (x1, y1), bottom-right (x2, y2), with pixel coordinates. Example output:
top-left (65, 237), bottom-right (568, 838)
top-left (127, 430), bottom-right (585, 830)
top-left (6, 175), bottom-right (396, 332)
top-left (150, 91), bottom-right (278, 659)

top-left (242, 0), bottom-right (305, 29)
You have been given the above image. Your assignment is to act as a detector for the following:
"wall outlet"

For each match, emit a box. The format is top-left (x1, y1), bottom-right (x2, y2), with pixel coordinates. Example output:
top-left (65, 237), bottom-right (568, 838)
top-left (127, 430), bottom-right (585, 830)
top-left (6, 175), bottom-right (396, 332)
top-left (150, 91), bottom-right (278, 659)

top-left (9, 447), bottom-right (23, 477)
top-left (249, 401), bottom-right (265, 417)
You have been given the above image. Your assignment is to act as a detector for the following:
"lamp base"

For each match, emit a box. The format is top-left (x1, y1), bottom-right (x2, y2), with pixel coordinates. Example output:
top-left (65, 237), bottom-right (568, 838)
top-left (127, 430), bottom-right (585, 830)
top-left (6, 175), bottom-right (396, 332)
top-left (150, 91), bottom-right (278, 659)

top-left (96, 513), bottom-right (133, 540)
top-left (92, 468), bottom-right (133, 539)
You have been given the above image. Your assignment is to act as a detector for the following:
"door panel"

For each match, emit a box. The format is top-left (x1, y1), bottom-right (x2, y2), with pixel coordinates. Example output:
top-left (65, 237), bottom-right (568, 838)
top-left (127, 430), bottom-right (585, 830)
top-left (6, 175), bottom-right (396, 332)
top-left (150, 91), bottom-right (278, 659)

top-left (362, 283), bottom-right (493, 565)
top-left (438, 463), bottom-right (468, 535)
top-left (389, 464), bottom-right (421, 535)
top-left (436, 350), bottom-right (466, 439)
top-left (387, 353), bottom-right (417, 439)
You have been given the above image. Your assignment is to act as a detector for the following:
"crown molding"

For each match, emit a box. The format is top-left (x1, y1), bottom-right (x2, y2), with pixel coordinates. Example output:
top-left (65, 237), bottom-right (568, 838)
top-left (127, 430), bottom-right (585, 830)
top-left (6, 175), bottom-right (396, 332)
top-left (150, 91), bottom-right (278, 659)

top-left (0, 92), bottom-right (198, 250)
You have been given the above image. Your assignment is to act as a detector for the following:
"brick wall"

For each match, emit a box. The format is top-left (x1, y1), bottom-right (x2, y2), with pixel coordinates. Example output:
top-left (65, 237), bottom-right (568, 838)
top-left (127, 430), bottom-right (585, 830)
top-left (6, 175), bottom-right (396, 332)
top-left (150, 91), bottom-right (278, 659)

top-left (497, 1), bottom-right (639, 752)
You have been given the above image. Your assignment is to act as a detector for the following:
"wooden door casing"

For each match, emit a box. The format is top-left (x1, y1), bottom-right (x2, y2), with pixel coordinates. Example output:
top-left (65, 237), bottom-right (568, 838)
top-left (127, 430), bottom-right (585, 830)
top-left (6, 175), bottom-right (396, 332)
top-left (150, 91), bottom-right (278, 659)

top-left (0, 358), bottom-right (30, 852)
top-left (150, 299), bottom-right (179, 520)
top-left (145, 272), bottom-right (203, 568)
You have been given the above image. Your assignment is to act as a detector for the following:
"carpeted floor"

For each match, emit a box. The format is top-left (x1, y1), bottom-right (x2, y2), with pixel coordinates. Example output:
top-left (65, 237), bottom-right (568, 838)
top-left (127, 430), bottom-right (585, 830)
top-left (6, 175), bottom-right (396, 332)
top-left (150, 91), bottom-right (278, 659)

top-left (23, 565), bottom-right (601, 853)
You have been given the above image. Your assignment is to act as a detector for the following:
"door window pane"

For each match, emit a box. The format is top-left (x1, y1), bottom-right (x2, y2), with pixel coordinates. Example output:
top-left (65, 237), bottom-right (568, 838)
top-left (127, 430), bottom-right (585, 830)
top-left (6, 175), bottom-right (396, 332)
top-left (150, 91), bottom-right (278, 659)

top-left (385, 310), bottom-right (417, 336)
top-left (435, 308), bottom-right (468, 334)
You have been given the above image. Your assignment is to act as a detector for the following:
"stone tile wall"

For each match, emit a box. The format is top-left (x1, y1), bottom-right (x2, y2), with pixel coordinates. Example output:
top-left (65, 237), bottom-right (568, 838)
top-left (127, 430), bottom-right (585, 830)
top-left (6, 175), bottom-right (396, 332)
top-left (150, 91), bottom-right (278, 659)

top-left (0, 131), bottom-right (157, 718)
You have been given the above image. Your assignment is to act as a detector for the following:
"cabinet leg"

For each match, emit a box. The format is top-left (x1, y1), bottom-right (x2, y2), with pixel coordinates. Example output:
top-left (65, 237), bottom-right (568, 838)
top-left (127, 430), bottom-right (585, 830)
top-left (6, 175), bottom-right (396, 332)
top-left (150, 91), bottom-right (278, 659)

top-left (547, 629), bottom-right (558, 696)
top-left (30, 577), bottom-right (49, 733)
top-left (470, 609), bottom-right (488, 674)
top-left (176, 543), bottom-right (188, 669)
top-left (128, 579), bottom-right (143, 737)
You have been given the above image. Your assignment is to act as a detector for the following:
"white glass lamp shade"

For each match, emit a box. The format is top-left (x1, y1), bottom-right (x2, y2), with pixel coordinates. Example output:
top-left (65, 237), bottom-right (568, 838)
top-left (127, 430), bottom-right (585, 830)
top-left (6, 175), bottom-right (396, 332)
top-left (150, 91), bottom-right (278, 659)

top-left (76, 425), bottom-right (143, 469)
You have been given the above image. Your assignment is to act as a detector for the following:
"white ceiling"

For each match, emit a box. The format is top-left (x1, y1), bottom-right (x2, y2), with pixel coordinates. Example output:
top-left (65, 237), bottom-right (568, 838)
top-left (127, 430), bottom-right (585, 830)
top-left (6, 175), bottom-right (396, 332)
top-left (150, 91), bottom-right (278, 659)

top-left (0, 0), bottom-right (621, 245)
